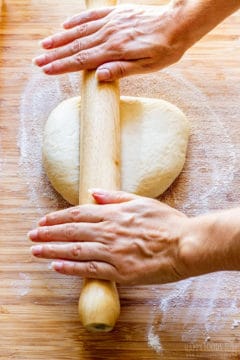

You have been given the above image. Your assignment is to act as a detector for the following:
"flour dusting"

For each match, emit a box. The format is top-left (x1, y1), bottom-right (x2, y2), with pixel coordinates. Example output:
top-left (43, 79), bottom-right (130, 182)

top-left (140, 64), bottom-right (240, 352)
top-left (18, 67), bottom-right (80, 213)
top-left (11, 272), bottom-right (32, 297)
top-left (148, 325), bottom-right (162, 353)
top-left (18, 63), bottom-right (240, 354)
top-left (231, 319), bottom-right (240, 330)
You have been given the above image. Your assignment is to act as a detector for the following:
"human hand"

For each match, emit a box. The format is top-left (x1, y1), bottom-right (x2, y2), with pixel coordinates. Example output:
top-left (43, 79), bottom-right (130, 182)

top-left (33, 4), bottom-right (187, 81)
top-left (29, 189), bottom-right (197, 285)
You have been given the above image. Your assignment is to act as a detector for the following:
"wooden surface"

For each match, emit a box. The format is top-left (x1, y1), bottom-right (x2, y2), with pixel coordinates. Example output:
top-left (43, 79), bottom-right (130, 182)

top-left (0, 1), bottom-right (240, 359)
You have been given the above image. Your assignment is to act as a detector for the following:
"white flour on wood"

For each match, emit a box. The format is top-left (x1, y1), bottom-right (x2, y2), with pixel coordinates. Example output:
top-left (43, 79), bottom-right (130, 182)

top-left (18, 67), bottom-right (77, 213)
top-left (141, 65), bottom-right (240, 353)
top-left (11, 272), bottom-right (32, 297)
top-left (18, 64), bottom-right (240, 353)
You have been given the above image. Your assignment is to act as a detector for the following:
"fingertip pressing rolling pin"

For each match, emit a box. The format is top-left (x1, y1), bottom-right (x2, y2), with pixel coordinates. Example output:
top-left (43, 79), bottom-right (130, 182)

top-left (78, 0), bottom-right (120, 332)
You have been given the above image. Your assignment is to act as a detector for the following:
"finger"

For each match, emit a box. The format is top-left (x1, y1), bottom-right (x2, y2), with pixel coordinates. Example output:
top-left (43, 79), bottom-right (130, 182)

top-left (96, 60), bottom-right (144, 81)
top-left (90, 189), bottom-right (138, 205)
top-left (41, 45), bottom-right (110, 75)
top-left (31, 242), bottom-right (111, 263)
top-left (34, 33), bottom-right (103, 67)
top-left (40, 35), bottom-right (151, 74)
top-left (39, 20), bottom-right (103, 51)
top-left (28, 222), bottom-right (100, 243)
top-left (37, 204), bottom-right (106, 226)
top-left (51, 260), bottom-right (119, 282)
top-left (62, 7), bottom-right (113, 29)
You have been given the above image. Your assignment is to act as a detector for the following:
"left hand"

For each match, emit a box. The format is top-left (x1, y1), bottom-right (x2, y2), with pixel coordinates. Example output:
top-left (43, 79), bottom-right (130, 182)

top-left (32, 4), bottom-right (187, 81)
top-left (29, 189), bottom-right (191, 285)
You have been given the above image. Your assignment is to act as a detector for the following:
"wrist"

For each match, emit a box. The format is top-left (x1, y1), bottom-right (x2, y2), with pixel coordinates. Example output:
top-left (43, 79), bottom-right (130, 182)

top-left (179, 208), bottom-right (240, 278)
top-left (170, 0), bottom-right (240, 50)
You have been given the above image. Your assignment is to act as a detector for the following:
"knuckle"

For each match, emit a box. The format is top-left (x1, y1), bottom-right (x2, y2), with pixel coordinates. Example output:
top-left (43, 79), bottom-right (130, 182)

top-left (75, 23), bottom-right (88, 37)
top-left (74, 51), bottom-right (88, 66)
top-left (120, 212), bottom-right (135, 227)
top-left (64, 224), bottom-right (78, 240)
top-left (71, 244), bottom-right (82, 258)
top-left (71, 39), bottom-right (82, 54)
top-left (87, 261), bottom-right (98, 276)
top-left (115, 62), bottom-right (126, 78)
top-left (69, 207), bottom-right (81, 221)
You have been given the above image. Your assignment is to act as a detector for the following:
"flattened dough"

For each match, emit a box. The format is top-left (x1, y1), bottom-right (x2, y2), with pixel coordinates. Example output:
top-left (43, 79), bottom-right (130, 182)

top-left (43, 96), bottom-right (189, 205)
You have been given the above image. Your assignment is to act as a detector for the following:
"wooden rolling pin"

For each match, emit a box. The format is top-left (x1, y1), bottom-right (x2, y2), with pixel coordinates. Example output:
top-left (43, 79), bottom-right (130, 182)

top-left (78, 0), bottom-right (120, 332)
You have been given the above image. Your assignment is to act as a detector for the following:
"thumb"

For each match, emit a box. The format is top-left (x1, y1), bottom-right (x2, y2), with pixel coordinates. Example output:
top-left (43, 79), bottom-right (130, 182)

top-left (96, 61), bottom-right (138, 81)
top-left (89, 189), bottom-right (138, 204)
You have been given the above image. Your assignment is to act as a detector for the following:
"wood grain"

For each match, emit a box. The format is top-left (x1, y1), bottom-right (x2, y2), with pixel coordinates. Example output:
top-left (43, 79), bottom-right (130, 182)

top-left (0, 1), bottom-right (240, 359)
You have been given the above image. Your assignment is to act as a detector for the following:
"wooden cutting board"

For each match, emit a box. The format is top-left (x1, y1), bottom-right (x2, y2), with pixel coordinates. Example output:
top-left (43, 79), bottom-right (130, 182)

top-left (0, 1), bottom-right (240, 359)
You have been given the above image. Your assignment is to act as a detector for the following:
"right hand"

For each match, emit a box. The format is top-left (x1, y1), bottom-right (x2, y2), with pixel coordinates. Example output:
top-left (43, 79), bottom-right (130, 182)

top-left (29, 190), bottom-right (191, 285)
top-left (29, 189), bottom-right (240, 285)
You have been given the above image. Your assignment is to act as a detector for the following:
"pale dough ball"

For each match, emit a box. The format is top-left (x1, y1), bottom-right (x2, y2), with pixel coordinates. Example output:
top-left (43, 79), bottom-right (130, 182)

top-left (43, 96), bottom-right (189, 205)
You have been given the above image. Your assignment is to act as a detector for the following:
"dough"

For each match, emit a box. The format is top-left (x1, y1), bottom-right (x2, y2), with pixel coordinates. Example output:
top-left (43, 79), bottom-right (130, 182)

top-left (43, 96), bottom-right (189, 205)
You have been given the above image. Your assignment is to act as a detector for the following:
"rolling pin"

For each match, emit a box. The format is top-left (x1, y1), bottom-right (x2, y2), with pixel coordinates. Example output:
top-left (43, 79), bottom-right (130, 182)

top-left (78, 0), bottom-right (120, 332)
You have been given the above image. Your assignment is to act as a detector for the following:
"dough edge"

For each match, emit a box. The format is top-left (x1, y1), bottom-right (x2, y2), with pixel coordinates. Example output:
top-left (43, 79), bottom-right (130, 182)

top-left (43, 96), bottom-right (190, 205)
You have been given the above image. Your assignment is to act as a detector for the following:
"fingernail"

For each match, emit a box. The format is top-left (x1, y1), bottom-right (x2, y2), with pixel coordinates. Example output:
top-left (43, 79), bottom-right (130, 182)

top-left (42, 64), bottom-right (52, 74)
top-left (32, 57), bottom-right (38, 66)
top-left (28, 229), bottom-right (38, 241)
top-left (38, 216), bottom-right (47, 226)
top-left (88, 188), bottom-right (107, 196)
top-left (62, 18), bottom-right (71, 27)
top-left (40, 38), bottom-right (53, 49)
top-left (96, 68), bottom-right (111, 81)
top-left (31, 245), bottom-right (43, 256)
top-left (32, 54), bottom-right (46, 66)
top-left (51, 261), bottom-right (63, 271)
